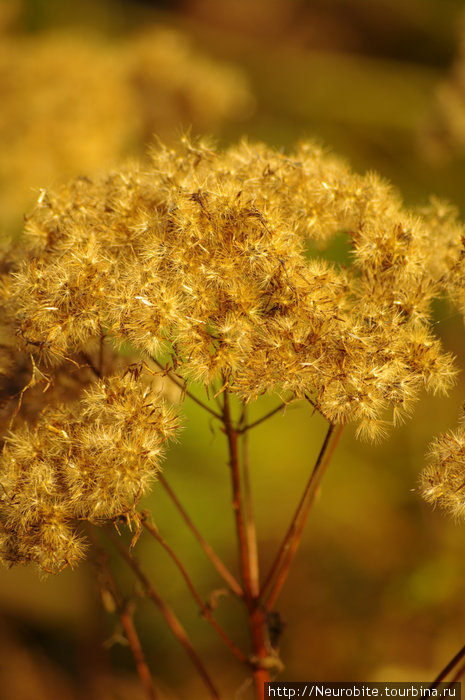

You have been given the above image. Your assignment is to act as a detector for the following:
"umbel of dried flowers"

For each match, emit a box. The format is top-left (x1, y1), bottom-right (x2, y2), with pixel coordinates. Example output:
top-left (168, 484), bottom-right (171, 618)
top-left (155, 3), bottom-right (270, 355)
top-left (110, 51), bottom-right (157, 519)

top-left (0, 373), bottom-right (179, 572)
top-left (1, 137), bottom-right (461, 572)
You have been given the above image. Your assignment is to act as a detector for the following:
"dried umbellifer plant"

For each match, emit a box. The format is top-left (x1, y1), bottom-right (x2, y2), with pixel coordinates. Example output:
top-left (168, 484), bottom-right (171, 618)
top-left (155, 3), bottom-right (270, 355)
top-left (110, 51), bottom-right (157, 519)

top-left (1, 136), bottom-right (464, 698)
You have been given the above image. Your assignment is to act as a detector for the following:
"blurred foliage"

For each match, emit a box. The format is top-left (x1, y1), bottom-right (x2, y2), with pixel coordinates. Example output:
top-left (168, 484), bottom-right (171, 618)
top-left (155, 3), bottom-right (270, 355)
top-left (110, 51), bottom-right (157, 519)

top-left (0, 0), bottom-right (253, 235)
top-left (2, 0), bottom-right (465, 697)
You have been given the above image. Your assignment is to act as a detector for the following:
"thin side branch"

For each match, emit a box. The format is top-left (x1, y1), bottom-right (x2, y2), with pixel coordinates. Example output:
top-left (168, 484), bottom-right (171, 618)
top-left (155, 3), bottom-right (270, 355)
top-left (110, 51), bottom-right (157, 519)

top-left (158, 473), bottom-right (243, 598)
top-left (152, 359), bottom-right (222, 420)
top-left (88, 528), bottom-right (157, 700)
top-left (261, 423), bottom-right (343, 610)
top-left (237, 400), bottom-right (292, 434)
top-left (80, 351), bottom-right (103, 379)
top-left (106, 529), bottom-right (222, 700)
top-left (141, 517), bottom-right (248, 665)
top-left (449, 659), bottom-right (465, 684)
top-left (430, 642), bottom-right (465, 689)
top-left (304, 393), bottom-right (326, 419)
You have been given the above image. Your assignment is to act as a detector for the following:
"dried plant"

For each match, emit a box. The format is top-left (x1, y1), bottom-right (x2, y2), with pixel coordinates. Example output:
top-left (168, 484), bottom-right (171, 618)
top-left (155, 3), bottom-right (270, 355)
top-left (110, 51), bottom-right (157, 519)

top-left (0, 25), bottom-right (253, 232)
top-left (1, 136), bottom-right (464, 698)
top-left (423, 13), bottom-right (465, 161)
top-left (420, 202), bottom-right (465, 521)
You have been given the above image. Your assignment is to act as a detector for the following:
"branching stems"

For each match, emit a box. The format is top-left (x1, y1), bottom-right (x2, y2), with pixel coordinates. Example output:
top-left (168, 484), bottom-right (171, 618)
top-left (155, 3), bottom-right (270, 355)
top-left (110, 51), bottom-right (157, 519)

top-left (141, 516), bottom-right (248, 665)
top-left (222, 389), bottom-right (270, 698)
top-left (106, 529), bottom-right (222, 700)
top-left (237, 400), bottom-right (292, 435)
top-left (80, 351), bottom-right (102, 379)
top-left (261, 423), bottom-right (343, 611)
top-left (152, 359), bottom-right (222, 420)
top-left (110, 385), bottom-right (342, 698)
top-left (157, 473), bottom-right (243, 598)
top-left (88, 527), bottom-right (157, 700)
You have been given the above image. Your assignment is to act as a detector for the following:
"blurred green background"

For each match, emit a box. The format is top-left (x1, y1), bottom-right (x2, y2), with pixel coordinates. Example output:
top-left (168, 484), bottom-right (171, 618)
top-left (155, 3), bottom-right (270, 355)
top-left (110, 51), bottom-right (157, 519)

top-left (2, 0), bottom-right (465, 697)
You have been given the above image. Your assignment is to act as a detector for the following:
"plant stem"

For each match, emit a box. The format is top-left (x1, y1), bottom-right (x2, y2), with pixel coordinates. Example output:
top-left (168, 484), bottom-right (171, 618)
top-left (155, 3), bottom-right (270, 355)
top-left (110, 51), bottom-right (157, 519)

top-left (430, 641), bottom-right (465, 688)
top-left (141, 517), bottom-right (248, 665)
top-left (237, 400), bottom-right (292, 434)
top-left (88, 528), bottom-right (157, 700)
top-left (80, 351), bottom-right (102, 378)
top-left (223, 390), bottom-right (253, 604)
top-left (449, 658), bottom-right (465, 684)
top-left (107, 529), bottom-right (222, 700)
top-left (152, 359), bottom-right (222, 420)
top-left (261, 423), bottom-right (343, 611)
top-left (222, 390), bottom-right (270, 698)
top-left (158, 473), bottom-right (244, 598)
top-left (241, 410), bottom-right (260, 599)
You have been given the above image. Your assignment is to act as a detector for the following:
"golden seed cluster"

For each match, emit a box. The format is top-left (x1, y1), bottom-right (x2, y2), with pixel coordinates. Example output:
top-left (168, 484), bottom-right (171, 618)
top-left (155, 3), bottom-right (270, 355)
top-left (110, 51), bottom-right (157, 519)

top-left (418, 203), bottom-right (465, 522)
top-left (3, 135), bottom-right (465, 568)
top-left (8, 138), bottom-right (458, 439)
top-left (0, 373), bottom-right (178, 572)
top-left (421, 419), bottom-right (465, 520)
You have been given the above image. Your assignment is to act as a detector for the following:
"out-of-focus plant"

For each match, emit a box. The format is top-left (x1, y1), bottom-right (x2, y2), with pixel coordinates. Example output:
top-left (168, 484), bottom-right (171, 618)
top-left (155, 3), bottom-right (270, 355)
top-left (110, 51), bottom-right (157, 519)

top-left (423, 14), bottom-right (465, 161)
top-left (0, 23), bottom-right (253, 233)
top-left (1, 134), bottom-right (465, 698)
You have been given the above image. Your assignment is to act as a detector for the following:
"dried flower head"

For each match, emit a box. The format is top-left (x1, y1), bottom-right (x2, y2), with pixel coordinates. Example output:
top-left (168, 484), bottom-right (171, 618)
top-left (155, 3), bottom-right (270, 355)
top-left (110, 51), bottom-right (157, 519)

top-left (421, 417), bottom-right (465, 520)
top-left (3, 135), bottom-right (463, 571)
top-left (419, 199), bottom-right (465, 522)
top-left (6, 137), bottom-right (457, 444)
top-left (0, 371), bottom-right (179, 572)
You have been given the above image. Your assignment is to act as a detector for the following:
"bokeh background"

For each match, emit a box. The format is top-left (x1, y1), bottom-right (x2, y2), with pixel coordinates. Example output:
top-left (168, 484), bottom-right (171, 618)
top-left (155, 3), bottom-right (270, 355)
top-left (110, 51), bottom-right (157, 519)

top-left (2, 0), bottom-right (465, 697)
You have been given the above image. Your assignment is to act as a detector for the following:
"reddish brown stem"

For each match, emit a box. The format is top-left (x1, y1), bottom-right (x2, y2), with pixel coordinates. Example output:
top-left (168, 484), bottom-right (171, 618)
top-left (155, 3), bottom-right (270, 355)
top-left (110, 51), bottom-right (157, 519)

top-left (430, 641), bottom-right (465, 689)
top-left (107, 530), bottom-right (222, 700)
top-left (158, 473), bottom-right (243, 598)
top-left (222, 390), bottom-right (270, 698)
top-left (89, 529), bottom-right (157, 700)
top-left (241, 415), bottom-right (260, 599)
top-left (449, 658), bottom-right (465, 684)
top-left (152, 359), bottom-right (222, 420)
top-left (223, 391), bottom-right (253, 605)
top-left (261, 423), bottom-right (343, 611)
top-left (142, 518), bottom-right (248, 666)
top-left (249, 608), bottom-right (272, 699)
top-left (118, 606), bottom-right (158, 700)
top-left (237, 401), bottom-right (291, 434)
